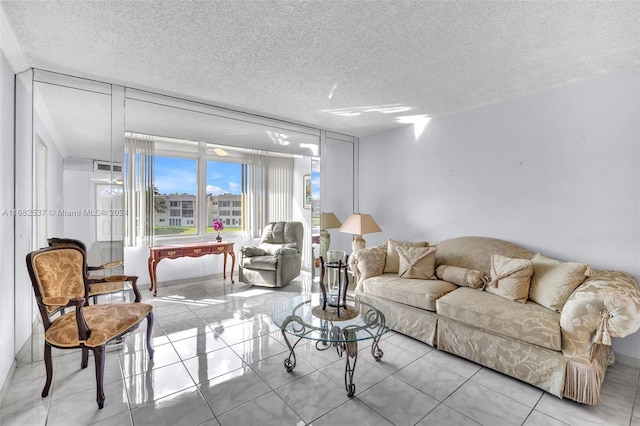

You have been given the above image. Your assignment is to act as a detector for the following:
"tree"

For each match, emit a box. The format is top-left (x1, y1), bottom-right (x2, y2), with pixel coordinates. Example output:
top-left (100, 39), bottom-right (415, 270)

top-left (150, 186), bottom-right (167, 213)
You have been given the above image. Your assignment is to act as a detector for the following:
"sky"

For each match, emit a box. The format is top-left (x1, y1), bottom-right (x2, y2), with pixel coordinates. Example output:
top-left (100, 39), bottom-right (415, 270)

top-left (154, 156), bottom-right (242, 195)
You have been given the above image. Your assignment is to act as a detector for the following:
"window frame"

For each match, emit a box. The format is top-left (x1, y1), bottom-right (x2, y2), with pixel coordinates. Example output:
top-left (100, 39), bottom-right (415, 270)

top-left (152, 142), bottom-right (244, 242)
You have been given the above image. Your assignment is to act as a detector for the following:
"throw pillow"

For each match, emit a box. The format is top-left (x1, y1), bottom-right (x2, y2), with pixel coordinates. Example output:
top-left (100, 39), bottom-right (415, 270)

top-left (396, 246), bottom-right (437, 279)
top-left (436, 265), bottom-right (487, 289)
top-left (529, 253), bottom-right (589, 312)
top-left (485, 254), bottom-right (533, 304)
top-left (384, 239), bottom-right (429, 274)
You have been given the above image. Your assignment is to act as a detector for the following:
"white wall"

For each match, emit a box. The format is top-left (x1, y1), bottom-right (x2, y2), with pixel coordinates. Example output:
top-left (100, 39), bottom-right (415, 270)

top-left (323, 138), bottom-right (355, 254)
top-left (35, 123), bottom-right (64, 246)
top-left (358, 66), bottom-right (640, 360)
top-left (61, 169), bottom-right (97, 243)
top-left (0, 48), bottom-right (16, 392)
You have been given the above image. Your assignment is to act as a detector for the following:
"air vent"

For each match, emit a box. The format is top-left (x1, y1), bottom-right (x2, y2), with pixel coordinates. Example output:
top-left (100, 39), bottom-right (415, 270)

top-left (93, 160), bottom-right (122, 173)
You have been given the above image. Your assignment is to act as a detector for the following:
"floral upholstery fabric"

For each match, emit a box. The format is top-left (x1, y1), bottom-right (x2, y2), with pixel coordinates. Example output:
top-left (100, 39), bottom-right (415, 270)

top-left (45, 303), bottom-right (153, 348)
top-left (529, 253), bottom-right (589, 313)
top-left (437, 318), bottom-right (566, 397)
top-left (485, 254), bottom-right (533, 304)
top-left (560, 270), bottom-right (640, 363)
top-left (370, 295), bottom-right (438, 346)
top-left (350, 245), bottom-right (387, 294)
top-left (88, 281), bottom-right (126, 297)
top-left (353, 236), bottom-right (640, 405)
top-left (396, 246), bottom-right (437, 279)
top-left (436, 265), bottom-right (486, 289)
top-left (384, 239), bottom-right (429, 274)
top-left (437, 287), bottom-right (562, 351)
top-left (434, 236), bottom-right (534, 274)
top-left (42, 296), bottom-right (75, 307)
top-left (363, 275), bottom-right (457, 311)
top-left (31, 249), bottom-right (86, 312)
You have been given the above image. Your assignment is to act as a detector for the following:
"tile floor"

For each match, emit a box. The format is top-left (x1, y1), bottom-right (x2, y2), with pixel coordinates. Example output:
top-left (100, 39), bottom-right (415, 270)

top-left (1, 273), bottom-right (639, 426)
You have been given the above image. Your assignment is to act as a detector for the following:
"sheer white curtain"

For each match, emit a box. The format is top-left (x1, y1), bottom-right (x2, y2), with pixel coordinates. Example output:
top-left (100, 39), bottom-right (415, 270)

top-left (124, 138), bottom-right (154, 247)
top-left (243, 153), bottom-right (294, 238)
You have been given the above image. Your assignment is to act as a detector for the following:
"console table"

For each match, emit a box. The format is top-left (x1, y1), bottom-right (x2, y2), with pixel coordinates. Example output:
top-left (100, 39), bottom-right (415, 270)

top-left (147, 241), bottom-right (235, 296)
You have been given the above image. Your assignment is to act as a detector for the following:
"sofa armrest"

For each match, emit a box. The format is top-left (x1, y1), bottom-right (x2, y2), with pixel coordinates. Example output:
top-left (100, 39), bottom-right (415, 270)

top-left (560, 270), bottom-right (640, 363)
top-left (349, 245), bottom-right (387, 294)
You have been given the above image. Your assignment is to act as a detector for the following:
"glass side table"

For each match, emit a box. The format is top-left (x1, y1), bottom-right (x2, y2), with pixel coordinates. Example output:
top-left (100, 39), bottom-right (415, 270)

top-left (271, 293), bottom-right (397, 397)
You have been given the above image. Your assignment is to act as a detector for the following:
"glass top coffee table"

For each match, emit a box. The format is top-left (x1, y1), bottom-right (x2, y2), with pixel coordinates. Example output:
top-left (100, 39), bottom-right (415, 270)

top-left (271, 293), bottom-right (397, 397)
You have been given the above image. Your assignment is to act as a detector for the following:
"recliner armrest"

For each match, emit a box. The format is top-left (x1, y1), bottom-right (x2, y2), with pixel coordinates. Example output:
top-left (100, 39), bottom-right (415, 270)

top-left (275, 248), bottom-right (299, 256)
top-left (241, 246), bottom-right (267, 257)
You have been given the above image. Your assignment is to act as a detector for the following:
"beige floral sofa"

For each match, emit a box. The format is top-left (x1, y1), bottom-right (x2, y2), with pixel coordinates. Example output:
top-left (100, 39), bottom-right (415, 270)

top-left (349, 236), bottom-right (640, 405)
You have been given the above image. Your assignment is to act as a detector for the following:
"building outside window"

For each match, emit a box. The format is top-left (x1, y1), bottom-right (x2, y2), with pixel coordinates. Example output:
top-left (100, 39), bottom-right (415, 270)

top-left (151, 151), bottom-right (243, 238)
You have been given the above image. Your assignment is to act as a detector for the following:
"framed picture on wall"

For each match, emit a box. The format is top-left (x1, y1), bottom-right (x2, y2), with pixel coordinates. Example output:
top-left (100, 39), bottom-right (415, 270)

top-left (303, 174), bottom-right (311, 209)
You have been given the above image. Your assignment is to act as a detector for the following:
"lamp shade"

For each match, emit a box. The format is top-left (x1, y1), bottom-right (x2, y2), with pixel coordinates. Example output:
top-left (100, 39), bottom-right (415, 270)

top-left (339, 213), bottom-right (382, 236)
top-left (320, 212), bottom-right (342, 230)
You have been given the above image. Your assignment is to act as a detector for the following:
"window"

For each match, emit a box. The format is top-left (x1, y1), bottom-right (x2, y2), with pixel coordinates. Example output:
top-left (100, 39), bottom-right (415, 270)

top-left (206, 160), bottom-right (242, 234)
top-left (154, 156), bottom-right (197, 236)
top-left (127, 137), bottom-right (299, 243)
top-left (150, 150), bottom-right (243, 239)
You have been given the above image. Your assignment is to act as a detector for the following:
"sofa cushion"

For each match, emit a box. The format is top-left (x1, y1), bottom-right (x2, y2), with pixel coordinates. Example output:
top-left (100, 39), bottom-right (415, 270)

top-left (486, 254), bottom-right (533, 304)
top-left (397, 246), bottom-right (437, 279)
top-left (384, 239), bottom-right (429, 274)
top-left (436, 265), bottom-right (486, 289)
top-left (362, 275), bottom-right (457, 311)
top-left (529, 253), bottom-right (588, 313)
top-left (436, 287), bottom-right (562, 351)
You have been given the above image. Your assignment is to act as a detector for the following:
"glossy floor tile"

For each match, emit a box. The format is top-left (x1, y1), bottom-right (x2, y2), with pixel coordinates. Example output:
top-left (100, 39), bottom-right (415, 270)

top-left (1, 272), bottom-right (639, 425)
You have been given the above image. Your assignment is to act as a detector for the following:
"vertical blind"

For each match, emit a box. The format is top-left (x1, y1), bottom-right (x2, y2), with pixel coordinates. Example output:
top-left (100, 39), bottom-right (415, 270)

top-left (243, 152), bottom-right (294, 238)
top-left (124, 138), bottom-right (154, 247)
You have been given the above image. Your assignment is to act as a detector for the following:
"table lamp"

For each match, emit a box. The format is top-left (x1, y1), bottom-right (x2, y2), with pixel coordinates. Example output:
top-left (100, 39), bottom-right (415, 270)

top-left (339, 213), bottom-right (382, 252)
top-left (320, 212), bottom-right (342, 260)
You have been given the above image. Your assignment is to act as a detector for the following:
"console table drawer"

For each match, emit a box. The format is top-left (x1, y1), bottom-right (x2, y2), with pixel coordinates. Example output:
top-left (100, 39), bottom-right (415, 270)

top-left (185, 246), bottom-right (211, 255)
top-left (159, 248), bottom-right (184, 257)
top-left (213, 245), bottom-right (228, 253)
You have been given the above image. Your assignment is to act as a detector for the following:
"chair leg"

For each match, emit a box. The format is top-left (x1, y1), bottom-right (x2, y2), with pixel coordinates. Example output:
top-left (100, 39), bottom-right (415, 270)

top-left (130, 276), bottom-right (141, 303)
top-left (42, 343), bottom-right (53, 397)
top-left (92, 345), bottom-right (106, 409)
top-left (146, 312), bottom-right (155, 360)
top-left (81, 347), bottom-right (89, 369)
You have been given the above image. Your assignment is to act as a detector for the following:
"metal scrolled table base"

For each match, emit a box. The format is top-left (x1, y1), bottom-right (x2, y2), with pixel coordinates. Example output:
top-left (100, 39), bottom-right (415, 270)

top-left (281, 318), bottom-right (386, 398)
top-left (277, 298), bottom-right (388, 398)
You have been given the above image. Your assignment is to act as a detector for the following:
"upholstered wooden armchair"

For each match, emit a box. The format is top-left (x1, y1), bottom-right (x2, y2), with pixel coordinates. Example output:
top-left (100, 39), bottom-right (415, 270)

top-left (239, 221), bottom-right (304, 287)
top-left (26, 246), bottom-right (154, 408)
top-left (47, 237), bottom-right (141, 303)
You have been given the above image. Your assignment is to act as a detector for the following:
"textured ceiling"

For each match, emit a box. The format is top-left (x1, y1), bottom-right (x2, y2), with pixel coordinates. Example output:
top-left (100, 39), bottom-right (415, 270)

top-left (2, 1), bottom-right (639, 137)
